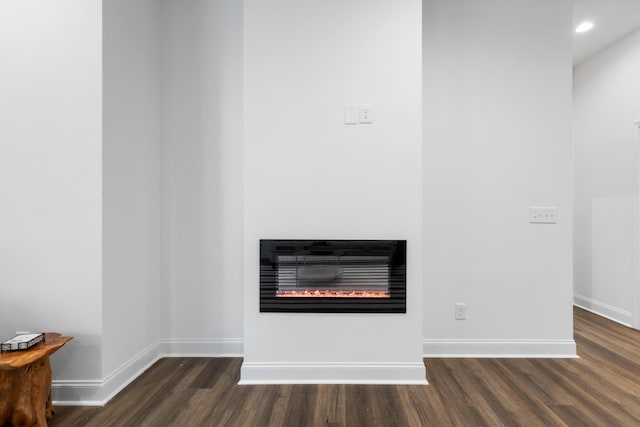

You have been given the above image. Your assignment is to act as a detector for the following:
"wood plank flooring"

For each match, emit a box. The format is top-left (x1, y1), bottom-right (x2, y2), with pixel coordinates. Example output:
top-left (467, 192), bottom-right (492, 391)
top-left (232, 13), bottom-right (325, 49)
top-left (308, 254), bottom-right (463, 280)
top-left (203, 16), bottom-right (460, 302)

top-left (49, 308), bottom-right (640, 426)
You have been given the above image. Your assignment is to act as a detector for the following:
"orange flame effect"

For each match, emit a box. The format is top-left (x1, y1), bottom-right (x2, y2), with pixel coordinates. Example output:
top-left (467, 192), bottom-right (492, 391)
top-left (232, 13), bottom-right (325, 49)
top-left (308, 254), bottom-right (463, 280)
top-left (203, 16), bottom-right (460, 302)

top-left (276, 289), bottom-right (390, 298)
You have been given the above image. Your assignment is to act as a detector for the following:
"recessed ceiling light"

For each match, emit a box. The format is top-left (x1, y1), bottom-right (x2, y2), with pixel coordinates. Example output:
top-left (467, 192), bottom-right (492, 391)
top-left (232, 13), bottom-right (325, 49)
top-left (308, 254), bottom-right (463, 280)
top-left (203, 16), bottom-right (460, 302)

top-left (575, 21), bottom-right (594, 33)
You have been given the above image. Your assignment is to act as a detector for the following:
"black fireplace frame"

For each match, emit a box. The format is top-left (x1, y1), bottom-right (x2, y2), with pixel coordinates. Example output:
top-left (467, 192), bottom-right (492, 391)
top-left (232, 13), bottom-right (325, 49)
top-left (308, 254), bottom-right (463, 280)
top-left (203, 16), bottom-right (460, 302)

top-left (260, 239), bottom-right (406, 313)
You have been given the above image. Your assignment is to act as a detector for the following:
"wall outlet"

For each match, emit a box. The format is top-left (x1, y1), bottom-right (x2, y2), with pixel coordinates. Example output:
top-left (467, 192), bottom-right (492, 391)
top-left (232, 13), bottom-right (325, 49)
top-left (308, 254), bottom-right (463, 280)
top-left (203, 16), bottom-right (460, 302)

top-left (455, 303), bottom-right (467, 320)
top-left (529, 206), bottom-right (557, 224)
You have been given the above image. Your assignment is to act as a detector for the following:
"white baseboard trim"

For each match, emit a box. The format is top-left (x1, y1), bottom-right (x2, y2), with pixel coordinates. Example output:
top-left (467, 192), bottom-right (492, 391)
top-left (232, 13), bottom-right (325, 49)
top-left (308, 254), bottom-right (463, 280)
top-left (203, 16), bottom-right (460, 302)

top-left (238, 362), bottom-right (428, 385)
top-left (574, 294), bottom-right (633, 327)
top-left (423, 339), bottom-right (577, 358)
top-left (50, 379), bottom-right (106, 407)
top-left (158, 338), bottom-right (243, 357)
top-left (53, 340), bottom-right (163, 406)
top-left (52, 334), bottom-right (581, 405)
top-left (52, 339), bottom-right (243, 406)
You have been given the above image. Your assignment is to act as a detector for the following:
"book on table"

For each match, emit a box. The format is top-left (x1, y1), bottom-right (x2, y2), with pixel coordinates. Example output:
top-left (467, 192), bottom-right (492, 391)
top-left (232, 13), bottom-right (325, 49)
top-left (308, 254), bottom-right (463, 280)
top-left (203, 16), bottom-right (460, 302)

top-left (1, 333), bottom-right (44, 352)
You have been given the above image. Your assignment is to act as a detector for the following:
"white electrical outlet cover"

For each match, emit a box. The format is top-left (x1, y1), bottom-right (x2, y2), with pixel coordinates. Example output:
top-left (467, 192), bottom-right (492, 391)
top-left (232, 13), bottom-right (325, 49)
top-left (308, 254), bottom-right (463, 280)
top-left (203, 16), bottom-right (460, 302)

top-left (359, 104), bottom-right (372, 123)
top-left (455, 303), bottom-right (466, 320)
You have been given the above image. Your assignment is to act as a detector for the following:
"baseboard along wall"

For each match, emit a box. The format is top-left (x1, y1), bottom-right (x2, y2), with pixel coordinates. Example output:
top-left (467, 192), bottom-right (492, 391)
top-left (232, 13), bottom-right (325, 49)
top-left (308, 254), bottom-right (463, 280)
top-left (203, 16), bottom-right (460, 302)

top-left (54, 335), bottom-right (580, 405)
top-left (573, 294), bottom-right (633, 328)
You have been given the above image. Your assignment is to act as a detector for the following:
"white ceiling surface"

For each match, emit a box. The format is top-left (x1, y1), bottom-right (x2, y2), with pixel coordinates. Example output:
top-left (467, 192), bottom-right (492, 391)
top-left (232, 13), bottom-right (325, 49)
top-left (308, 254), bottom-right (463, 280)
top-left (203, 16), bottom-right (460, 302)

top-left (573, 0), bottom-right (640, 66)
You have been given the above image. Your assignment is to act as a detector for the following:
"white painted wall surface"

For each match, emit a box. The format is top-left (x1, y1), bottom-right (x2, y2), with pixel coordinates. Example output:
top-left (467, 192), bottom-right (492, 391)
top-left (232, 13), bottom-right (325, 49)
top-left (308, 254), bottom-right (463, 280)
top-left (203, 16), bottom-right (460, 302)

top-left (573, 29), bottom-right (640, 327)
top-left (0, 0), bottom-right (582, 404)
top-left (0, 1), bottom-right (103, 379)
top-left (102, 0), bottom-right (163, 382)
top-left (422, 0), bottom-right (576, 356)
top-left (243, 0), bottom-right (424, 382)
top-left (160, 0), bottom-right (244, 344)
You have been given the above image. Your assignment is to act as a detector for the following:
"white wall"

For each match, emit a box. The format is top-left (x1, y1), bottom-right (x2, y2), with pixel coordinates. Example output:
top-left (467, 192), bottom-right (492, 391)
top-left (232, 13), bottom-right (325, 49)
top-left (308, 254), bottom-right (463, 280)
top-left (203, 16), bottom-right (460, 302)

top-left (422, 0), bottom-right (576, 356)
top-left (102, 0), bottom-right (163, 387)
top-left (574, 28), bottom-right (640, 327)
top-left (242, 0), bottom-right (425, 383)
top-left (160, 0), bottom-right (244, 348)
top-left (0, 0), bottom-right (244, 404)
top-left (0, 0), bottom-right (103, 379)
top-left (0, 0), bottom-right (581, 405)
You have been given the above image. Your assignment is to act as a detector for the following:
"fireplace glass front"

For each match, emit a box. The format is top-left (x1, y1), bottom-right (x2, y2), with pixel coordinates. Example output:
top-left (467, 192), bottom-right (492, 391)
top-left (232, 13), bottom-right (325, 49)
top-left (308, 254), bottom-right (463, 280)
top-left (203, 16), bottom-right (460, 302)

top-left (260, 240), bottom-right (406, 313)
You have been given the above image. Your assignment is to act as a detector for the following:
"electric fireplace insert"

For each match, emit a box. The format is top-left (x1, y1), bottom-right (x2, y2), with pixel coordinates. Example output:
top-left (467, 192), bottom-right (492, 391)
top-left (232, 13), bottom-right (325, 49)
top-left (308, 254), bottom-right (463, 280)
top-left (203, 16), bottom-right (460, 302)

top-left (260, 240), bottom-right (406, 313)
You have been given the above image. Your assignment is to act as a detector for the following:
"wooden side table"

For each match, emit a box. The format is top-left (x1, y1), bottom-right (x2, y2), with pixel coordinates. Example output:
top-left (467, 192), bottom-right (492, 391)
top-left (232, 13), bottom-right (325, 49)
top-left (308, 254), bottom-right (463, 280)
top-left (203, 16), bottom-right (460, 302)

top-left (0, 333), bottom-right (72, 427)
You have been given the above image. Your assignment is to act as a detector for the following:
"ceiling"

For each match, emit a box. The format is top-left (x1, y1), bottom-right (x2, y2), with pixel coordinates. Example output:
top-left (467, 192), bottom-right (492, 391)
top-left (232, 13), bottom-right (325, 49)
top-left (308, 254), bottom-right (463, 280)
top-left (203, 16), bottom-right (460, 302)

top-left (573, 0), bottom-right (640, 66)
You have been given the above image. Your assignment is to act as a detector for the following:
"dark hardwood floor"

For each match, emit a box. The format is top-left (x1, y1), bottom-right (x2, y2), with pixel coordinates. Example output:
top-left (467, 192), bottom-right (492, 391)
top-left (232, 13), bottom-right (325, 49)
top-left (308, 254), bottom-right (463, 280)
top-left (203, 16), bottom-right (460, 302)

top-left (50, 307), bottom-right (640, 426)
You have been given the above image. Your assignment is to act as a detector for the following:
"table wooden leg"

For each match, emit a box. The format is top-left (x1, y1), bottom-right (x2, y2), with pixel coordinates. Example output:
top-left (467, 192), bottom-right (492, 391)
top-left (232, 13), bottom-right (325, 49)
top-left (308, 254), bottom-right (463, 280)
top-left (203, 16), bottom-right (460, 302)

top-left (0, 357), bottom-right (52, 427)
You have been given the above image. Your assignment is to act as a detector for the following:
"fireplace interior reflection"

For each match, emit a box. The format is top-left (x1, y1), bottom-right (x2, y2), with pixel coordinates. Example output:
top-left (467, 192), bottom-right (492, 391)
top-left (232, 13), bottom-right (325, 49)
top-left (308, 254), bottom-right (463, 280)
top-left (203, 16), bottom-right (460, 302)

top-left (260, 240), bottom-right (406, 313)
top-left (276, 255), bottom-right (390, 298)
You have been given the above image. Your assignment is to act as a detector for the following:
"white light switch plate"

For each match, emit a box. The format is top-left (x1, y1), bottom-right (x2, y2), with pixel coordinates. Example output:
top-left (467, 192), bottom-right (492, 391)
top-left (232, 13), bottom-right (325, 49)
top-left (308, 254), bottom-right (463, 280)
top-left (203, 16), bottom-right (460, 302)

top-left (529, 207), bottom-right (557, 224)
top-left (344, 104), bottom-right (358, 125)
